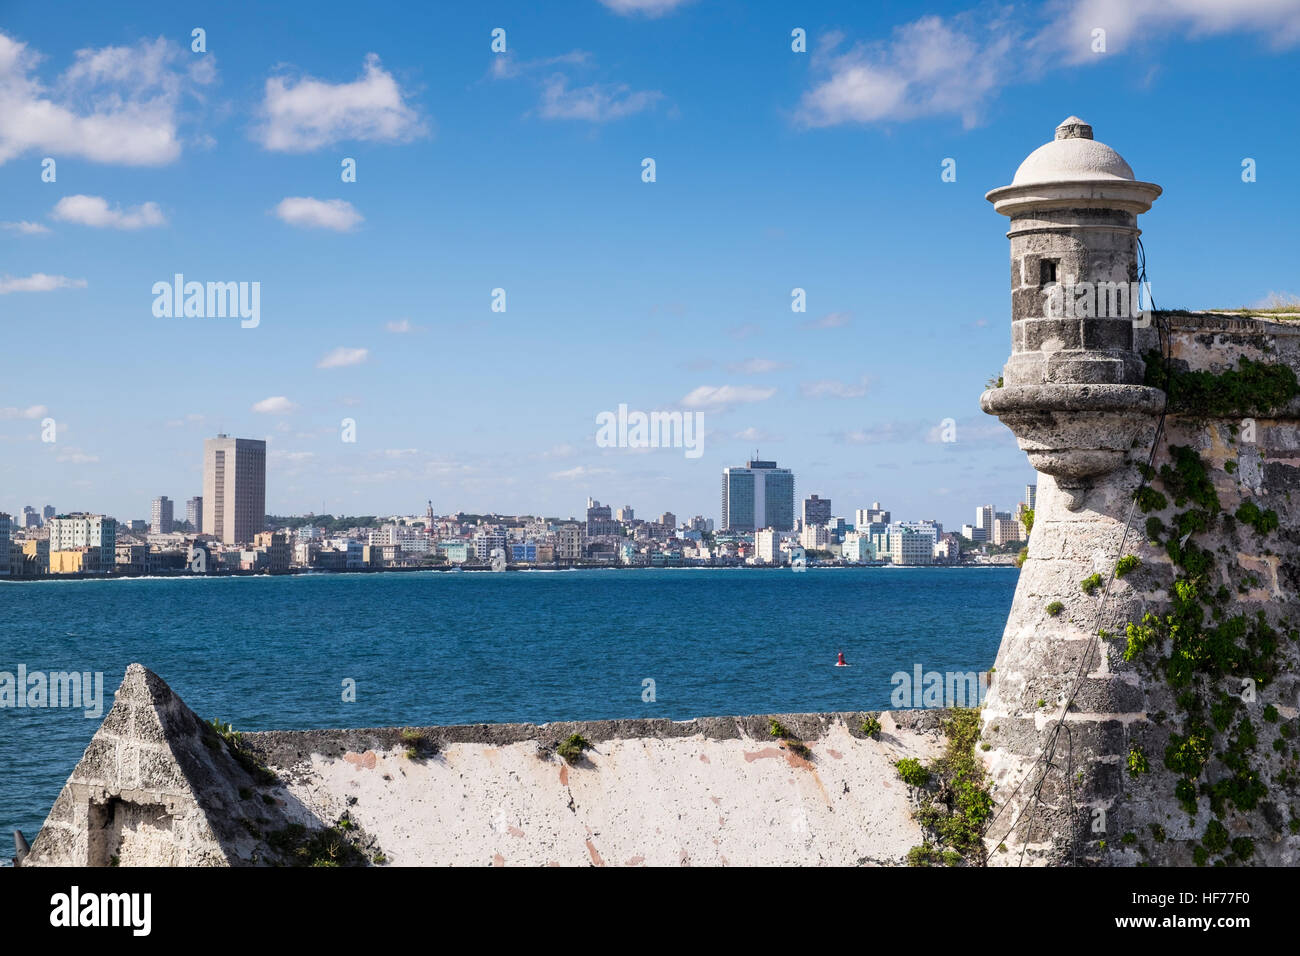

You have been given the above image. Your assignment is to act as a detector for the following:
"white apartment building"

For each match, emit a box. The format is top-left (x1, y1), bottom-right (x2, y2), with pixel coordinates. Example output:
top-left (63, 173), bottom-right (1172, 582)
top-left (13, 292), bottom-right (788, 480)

top-left (755, 528), bottom-right (780, 565)
top-left (889, 528), bottom-right (934, 565)
top-left (799, 523), bottom-right (830, 551)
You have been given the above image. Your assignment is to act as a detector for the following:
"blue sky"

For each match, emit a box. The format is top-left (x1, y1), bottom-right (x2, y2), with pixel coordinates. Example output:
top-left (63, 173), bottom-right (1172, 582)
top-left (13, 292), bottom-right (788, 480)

top-left (2, 0), bottom-right (1298, 527)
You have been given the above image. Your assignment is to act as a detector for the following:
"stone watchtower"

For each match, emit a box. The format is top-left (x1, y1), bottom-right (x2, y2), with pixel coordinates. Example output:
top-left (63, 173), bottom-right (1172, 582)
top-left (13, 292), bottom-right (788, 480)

top-left (978, 118), bottom-right (1300, 866)
top-left (982, 116), bottom-right (1165, 511)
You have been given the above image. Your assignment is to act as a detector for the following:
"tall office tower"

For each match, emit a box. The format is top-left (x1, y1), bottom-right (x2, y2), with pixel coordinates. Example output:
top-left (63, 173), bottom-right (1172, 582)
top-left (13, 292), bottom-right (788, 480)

top-left (1024, 484), bottom-right (1037, 511)
top-left (187, 496), bottom-right (203, 533)
top-left (721, 459), bottom-right (795, 532)
top-left (976, 504), bottom-right (996, 539)
top-left (22, 506), bottom-right (39, 529)
top-left (802, 494), bottom-right (832, 527)
top-left (203, 435), bottom-right (267, 544)
top-left (42, 505), bottom-right (55, 523)
top-left (151, 496), bottom-right (174, 534)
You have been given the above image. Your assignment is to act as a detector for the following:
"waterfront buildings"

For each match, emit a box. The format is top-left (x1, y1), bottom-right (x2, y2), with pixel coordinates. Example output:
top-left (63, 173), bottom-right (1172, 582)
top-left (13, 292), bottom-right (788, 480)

top-left (48, 513), bottom-right (117, 572)
top-left (202, 435), bottom-right (266, 545)
top-left (151, 496), bottom-right (174, 534)
top-left (889, 528), bottom-right (935, 565)
top-left (802, 494), bottom-right (832, 528)
top-left (721, 459), bottom-right (795, 532)
top-left (585, 499), bottom-right (618, 537)
top-left (754, 528), bottom-right (780, 565)
top-left (555, 524), bottom-right (583, 563)
top-left (799, 522), bottom-right (830, 551)
top-left (855, 502), bottom-right (890, 527)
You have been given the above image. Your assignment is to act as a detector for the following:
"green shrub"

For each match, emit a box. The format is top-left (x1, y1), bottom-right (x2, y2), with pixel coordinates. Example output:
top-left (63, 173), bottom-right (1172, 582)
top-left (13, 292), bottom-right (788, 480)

top-left (895, 757), bottom-right (930, 788)
top-left (1045, 600), bottom-right (1064, 617)
top-left (557, 733), bottom-right (592, 764)
top-left (1115, 555), bottom-right (1141, 578)
top-left (1080, 573), bottom-right (1104, 595)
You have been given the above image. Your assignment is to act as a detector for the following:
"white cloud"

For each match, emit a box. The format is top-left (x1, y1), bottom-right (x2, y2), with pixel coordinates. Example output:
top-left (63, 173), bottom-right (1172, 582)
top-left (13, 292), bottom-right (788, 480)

top-left (1049, 0), bottom-right (1300, 64)
top-left (797, 2), bottom-right (1300, 130)
top-left (255, 53), bottom-right (427, 152)
top-left (273, 197), bottom-right (362, 231)
top-left (385, 318), bottom-right (416, 333)
top-left (0, 404), bottom-right (47, 419)
top-left (251, 395), bottom-right (297, 414)
top-left (735, 426), bottom-right (782, 442)
top-left (539, 75), bottom-right (662, 121)
top-left (680, 384), bottom-right (776, 409)
top-left (598, 0), bottom-right (693, 17)
top-left (56, 448), bottom-right (98, 464)
top-left (51, 194), bottom-right (165, 229)
top-left (0, 273), bottom-right (86, 294)
top-left (1, 220), bottom-right (49, 234)
top-left (801, 377), bottom-right (872, 399)
top-left (803, 311), bottom-right (852, 329)
top-left (0, 33), bottom-right (215, 165)
top-left (317, 346), bottom-right (369, 369)
top-left (490, 50), bottom-right (590, 81)
top-left (836, 423), bottom-right (911, 444)
top-left (727, 358), bottom-right (787, 374)
top-left (551, 465), bottom-right (614, 480)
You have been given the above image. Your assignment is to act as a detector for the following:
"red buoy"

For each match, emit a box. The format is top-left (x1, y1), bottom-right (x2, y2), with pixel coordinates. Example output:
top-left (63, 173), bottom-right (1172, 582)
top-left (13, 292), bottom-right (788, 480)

top-left (835, 650), bottom-right (848, 667)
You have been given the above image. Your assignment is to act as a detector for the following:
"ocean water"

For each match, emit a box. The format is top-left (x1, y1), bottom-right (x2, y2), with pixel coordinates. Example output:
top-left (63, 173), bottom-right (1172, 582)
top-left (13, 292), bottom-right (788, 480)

top-left (0, 566), bottom-right (1017, 845)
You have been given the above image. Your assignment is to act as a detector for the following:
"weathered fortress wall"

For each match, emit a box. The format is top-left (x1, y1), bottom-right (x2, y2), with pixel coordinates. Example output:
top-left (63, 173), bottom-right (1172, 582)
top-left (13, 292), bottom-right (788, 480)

top-left (20, 118), bottom-right (1300, 867)
top-left (24, 665), bottom-right (947, 867)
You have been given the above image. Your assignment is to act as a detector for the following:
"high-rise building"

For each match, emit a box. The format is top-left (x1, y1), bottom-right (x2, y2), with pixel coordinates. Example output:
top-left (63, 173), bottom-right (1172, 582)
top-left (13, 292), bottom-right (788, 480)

top-left (976, 505), bottom-right (995, 539)
top-left (721, 459), bottom-right (795, 532)
top-left (22, 506), bottom-right (39, 529)
top-left (203, 435), bottom-right (267, 545)
top-left (616, 505), bottom-right (635, 523)
top-left (151, 496), bottom-right (174, 534)
top-left (1025, 484), bottom-right (1037, 511)
top-left (754, 528), bottom-right (780, 564)
top-left (0, 512), bottom-right (10, 576)
top-left (42, 505), bottom-right (55, 523)
top-left (187, 496), bottom-right (203, 534)
top-left (854, 502), bottom-right (891, 527)
top-left (586, 499), bottom-right (618, 537)
top-left (802, 494), bottom-right (832, 528)
top-left (659, 512), bottom-right (676, 530)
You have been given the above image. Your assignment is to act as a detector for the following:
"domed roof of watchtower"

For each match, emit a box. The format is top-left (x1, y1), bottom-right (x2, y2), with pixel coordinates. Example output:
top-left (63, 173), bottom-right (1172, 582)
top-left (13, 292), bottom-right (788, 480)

top-left (1011, 117), bottom-right (1135, 185)
top-left (985, 116), bottom-right (1160, 215)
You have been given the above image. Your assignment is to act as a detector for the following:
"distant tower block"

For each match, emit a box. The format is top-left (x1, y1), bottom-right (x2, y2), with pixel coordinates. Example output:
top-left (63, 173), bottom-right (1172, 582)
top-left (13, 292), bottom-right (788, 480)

top-left (982, 117), bottom-right (1165, 510)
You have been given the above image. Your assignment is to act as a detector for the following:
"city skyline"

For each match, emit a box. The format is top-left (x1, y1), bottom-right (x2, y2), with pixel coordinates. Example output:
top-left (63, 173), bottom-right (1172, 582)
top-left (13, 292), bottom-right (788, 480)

top-left (3, 2), bottom-right (1297, 528)
top-left (4, 436), bottom-right (1033, 533)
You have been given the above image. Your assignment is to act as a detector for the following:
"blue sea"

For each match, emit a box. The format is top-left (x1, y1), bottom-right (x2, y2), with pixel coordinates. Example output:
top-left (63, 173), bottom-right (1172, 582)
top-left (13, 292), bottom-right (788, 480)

top-left (0, 567), bottom-right (1017, 846)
